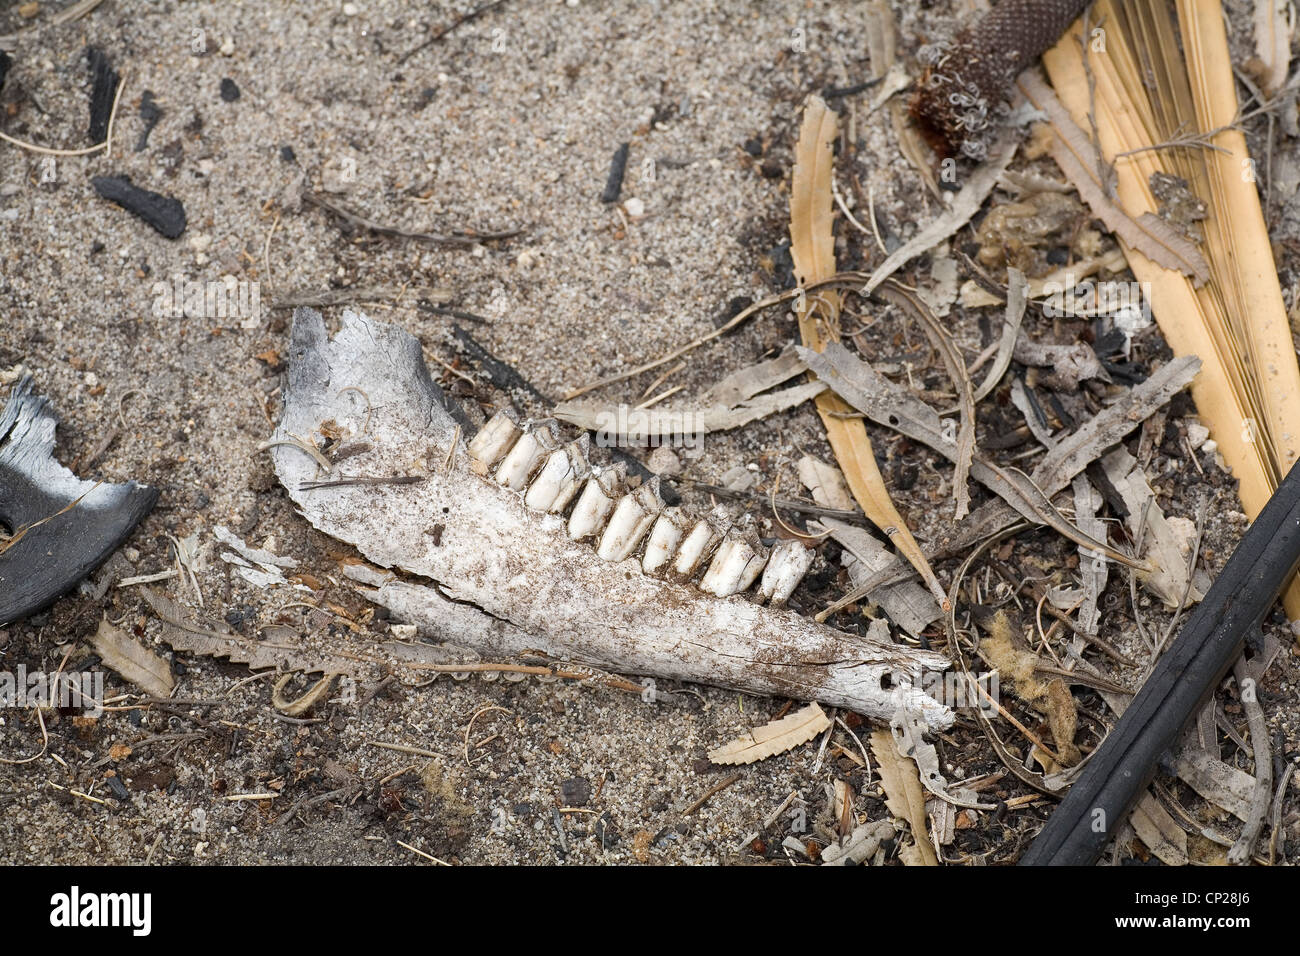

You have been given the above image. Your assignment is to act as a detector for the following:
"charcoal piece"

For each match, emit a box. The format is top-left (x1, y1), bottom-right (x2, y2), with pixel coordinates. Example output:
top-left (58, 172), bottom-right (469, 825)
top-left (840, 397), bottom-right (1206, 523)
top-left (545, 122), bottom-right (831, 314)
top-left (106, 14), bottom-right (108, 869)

top-left (91, 175), bottom-right (187, 238)
top-left (87, 47), bottom-right (120, 144)
top-left (135, 90), bottom-right (162, 152)
top-left (601, 142), bottom-right (630, 203)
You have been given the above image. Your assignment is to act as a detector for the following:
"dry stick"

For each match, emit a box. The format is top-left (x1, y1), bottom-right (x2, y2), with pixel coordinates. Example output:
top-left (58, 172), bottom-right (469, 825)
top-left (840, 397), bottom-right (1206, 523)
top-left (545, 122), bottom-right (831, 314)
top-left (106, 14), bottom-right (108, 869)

top-left (396, 0), bottom-right (508, 64)
top-left (303, 190), bottom-right (522, 246)
top-left (564, 273), bottom-right (875, 400)
top-left (874, 278), bottom-right (976, 519)
top-left (683, 771), bottom-right (744, 816)
top-left (1229, 656), bottom-right (1272, 865)
top-left (1270, 762), bottom-right (1295, 865)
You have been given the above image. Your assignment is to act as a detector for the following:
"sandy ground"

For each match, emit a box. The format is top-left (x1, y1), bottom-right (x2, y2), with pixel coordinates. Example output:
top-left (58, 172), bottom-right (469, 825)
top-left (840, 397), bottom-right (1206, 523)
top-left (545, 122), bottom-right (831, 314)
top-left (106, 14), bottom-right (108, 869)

top-left (1, 0), bottom-right (1297, 865)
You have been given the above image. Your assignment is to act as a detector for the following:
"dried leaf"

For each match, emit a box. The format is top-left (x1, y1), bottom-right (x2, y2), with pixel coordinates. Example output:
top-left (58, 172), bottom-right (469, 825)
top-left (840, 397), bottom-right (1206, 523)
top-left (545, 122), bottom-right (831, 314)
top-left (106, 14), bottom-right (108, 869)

top-left (1043, 0), bottom-right (1300, 619)
top-left (799, 342), bottom-right (1142, 568)
top-left (814, 517), bottom-right (940, 636)
top-left (790, 95), bottom-right (948, 609)
top-left (1017, 70), bottom-right (1210, 283)
top-left (552, 382), bottom-right (826, 439)
top-left (1101, 448), bottom-right (1202, 608)
top-left (707, 702), bottom-right (831, 765)
top-left (861, 133), bottom-right (1018, 294)
top-left (972, 267), bottom-right (1028, 402)
top-left (937, 355), bottom-right (1201, 558)
top-left (870, 728), bottom-right (939, 865)
top-left (90, 618), bottom-right (175, 698)
top-left (1254, 0), bottom-right (1294, 96)
top-left (796, 455), bottom-right (856, 512)
top-left (1131, 792), bottom-right (1189, 865)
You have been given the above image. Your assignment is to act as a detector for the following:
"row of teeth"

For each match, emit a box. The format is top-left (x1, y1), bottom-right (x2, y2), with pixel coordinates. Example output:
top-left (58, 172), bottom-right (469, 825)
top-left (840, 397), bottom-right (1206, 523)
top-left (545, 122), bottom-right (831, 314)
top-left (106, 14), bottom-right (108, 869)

top-left (465, 410), bottom-right (815, 606)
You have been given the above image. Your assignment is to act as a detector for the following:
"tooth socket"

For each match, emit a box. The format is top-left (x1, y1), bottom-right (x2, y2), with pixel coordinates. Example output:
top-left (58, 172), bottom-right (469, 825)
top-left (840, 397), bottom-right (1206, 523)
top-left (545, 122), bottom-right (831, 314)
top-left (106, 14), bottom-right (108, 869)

top-left (567, 463), bottom-right (626, 540)
top-left (467, 409), bottom-right (521, 475)
top-left (756, 539), bottom-right (815, 606)
top-left (495, 420), bottom-right (560, 490)
top-left (699, 527), bottom-right (768, 597)
top-left (597, 478), bottom-right (663, 562)
top-left (642, 509), bottom-right (687, 574)
top-left (671, 505), bottom-right (732, 581)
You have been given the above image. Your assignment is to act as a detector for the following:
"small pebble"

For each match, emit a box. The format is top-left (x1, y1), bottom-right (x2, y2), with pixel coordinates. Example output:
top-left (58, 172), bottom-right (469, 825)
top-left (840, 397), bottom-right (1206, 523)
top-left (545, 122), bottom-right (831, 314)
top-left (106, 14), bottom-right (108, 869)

top-left (624, 197), bottom-right (645, 217)
top-left (220, 77), bottom-right (241, 102)
top-left (560, 777), bottom-right (592, 807)
top-left (219, 36), bottom-right (235, 56)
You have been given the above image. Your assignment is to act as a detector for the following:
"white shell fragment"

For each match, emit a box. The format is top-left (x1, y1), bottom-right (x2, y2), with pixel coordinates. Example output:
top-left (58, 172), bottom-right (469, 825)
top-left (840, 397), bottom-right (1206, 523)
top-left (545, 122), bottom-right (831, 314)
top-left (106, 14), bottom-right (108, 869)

top-left (495, 419), bottom-right (560, 490)
top-left (757, 539), bottom-right (815, 606)
top-left (567, 463), bottom-right (625, 540)
top-left (597, 478), bottom-right (663, 562)
top-left (642, 509), bottom-right (687, 574)
top-left (700, 523), bottom-right (768, 597)
top-left (467, 409), bottom-right (521, 475)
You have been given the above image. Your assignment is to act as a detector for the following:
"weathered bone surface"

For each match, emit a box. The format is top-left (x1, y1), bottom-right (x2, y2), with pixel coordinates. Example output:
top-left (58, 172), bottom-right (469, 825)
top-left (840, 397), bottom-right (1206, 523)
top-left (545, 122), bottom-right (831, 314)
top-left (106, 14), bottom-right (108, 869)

top-left (271, 309), bottom-right (953, 728)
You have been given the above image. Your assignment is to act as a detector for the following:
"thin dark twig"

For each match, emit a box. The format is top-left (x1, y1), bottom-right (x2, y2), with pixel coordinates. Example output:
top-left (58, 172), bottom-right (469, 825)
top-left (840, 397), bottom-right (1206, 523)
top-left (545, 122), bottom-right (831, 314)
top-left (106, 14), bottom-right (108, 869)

top-left (396, 0), bottom-right (509, 65)
top-left (303, 191), bottom-right (523, 246)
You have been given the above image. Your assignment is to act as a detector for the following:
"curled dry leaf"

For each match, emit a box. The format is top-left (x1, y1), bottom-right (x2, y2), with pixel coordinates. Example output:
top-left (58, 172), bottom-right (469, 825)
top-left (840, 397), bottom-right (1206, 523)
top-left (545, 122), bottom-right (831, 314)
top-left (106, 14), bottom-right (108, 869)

top-left (789, 95), bottom-right (948, 609)
top-left (870, 727), bottom-right (939, 865)
top-left (707, 702), bottom-right (832, 766)
top-left (91, 618), bottom-right (175, 699)
top-left (1016, 71), bottom-right (1210, 284)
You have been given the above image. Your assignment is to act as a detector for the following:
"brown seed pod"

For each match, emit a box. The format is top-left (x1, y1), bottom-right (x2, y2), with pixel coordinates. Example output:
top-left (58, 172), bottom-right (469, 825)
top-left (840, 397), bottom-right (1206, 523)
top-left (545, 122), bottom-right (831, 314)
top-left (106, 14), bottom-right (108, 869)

top-left (910, 0), bottom-right (1089, 160)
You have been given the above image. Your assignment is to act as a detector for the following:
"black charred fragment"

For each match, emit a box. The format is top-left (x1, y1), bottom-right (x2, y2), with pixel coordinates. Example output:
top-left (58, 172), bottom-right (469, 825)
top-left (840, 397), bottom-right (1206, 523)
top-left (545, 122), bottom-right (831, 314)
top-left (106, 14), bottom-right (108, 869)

top-left (91, 175), bottom-right (187, 238)
top-left (0, 51), bottom-right (12, 95)
top-left (219, 77), bottom-right (241, 102)
top-left (600, 142), bottom-right (630, 204)
top-left (86, 47), bottom-right (120, 144)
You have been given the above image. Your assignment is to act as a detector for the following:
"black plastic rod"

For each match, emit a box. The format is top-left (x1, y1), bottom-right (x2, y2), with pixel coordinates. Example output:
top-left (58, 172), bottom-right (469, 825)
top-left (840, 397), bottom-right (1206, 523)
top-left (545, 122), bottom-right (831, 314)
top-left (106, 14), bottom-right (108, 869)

top-left (1019, 459), bottom-right (1300, 865)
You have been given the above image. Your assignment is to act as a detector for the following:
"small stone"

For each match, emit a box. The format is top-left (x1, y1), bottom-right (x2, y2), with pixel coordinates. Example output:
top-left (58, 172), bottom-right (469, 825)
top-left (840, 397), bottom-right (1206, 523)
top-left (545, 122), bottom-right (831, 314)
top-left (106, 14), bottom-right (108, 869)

top-left (560, 776), bottom-right (591, 807)
top-left (623, 196), bottom-right (645, 217)
top-left (219, 77), bottom-right (241, 102)
top-left (646, 445), bottom-right (681, 477)
top-left (18, 3), bottom-right (39, 19)
top-left (1186, 422), bottom-right (1210, 450)
top-left (219, 36), bottom-right (235, 56)
top-left (390, 623), bottom-right (417, 640)
top-left (189, 233), bottom-right (213, 253)
top-left (343, 2), bottom-right (360, 14)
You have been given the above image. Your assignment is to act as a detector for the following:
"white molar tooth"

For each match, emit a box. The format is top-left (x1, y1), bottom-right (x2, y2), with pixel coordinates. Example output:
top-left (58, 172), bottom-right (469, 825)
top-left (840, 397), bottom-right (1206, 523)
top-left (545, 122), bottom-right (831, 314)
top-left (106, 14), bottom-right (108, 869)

top-left (699, 525), bottom-right (768, 597)
top-left (671, 505), bottom-right (732, 581)
top-left (545, 435), bottom-right (590, 514)
top-left (467, 409), bottom-right (521, 475)
top-left (524, 435), bottom-right (588, 513)
top-left (567, 462), bottom-right (626, 540)
top-left (495, 419), bottom-right (560, 490)
top-left (642, 508), bottom-right (687, 575)
top-left (757, 539), bottom-right (815, 606)
top-left (597, 478), bottom-right (664, 562)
